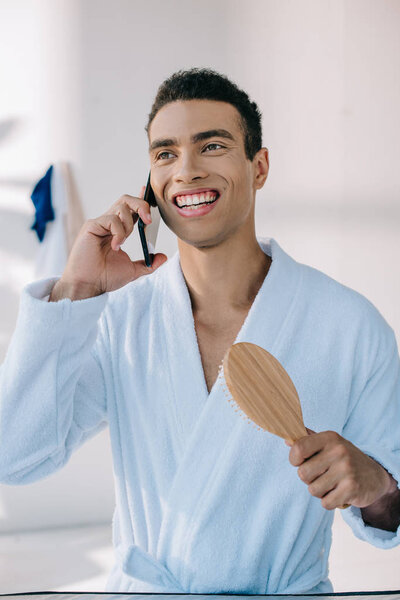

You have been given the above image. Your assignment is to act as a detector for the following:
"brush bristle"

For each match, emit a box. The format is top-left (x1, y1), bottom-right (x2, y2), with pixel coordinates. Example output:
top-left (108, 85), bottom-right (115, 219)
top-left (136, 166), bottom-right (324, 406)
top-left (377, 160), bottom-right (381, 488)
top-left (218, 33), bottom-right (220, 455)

top-left (219, 358), bottom-right (257, 425)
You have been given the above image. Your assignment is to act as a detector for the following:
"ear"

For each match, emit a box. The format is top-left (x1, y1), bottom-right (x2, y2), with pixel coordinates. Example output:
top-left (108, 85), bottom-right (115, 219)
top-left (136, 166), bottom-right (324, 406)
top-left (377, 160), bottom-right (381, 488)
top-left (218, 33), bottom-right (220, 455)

top-left (253, 147), bottom-right (269, 190)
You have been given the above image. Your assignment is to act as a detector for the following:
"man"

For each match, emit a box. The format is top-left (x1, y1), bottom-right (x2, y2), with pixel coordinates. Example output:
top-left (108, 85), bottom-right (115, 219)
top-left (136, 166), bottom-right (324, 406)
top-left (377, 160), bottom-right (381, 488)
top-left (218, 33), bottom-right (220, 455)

top-left (1, 68), bottom-right (400, 594)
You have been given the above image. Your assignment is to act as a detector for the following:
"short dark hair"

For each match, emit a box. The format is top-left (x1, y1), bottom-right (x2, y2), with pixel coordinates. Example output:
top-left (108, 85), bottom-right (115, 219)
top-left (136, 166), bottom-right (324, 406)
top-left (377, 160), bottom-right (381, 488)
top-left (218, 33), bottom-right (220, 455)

top-left (145, 68), bottom-right (263, 161)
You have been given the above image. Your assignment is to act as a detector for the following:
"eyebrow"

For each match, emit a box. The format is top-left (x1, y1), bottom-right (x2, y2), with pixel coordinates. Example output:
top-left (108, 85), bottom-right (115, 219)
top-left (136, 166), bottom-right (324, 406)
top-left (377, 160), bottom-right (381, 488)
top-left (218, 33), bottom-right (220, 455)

top-left (149, 128), bottom-right (235, 152)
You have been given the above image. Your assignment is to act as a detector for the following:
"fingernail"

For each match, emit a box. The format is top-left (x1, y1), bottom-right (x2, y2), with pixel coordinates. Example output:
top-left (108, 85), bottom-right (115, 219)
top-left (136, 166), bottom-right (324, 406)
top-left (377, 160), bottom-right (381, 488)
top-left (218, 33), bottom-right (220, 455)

top-left (115, 244), bottom-right (120, 251)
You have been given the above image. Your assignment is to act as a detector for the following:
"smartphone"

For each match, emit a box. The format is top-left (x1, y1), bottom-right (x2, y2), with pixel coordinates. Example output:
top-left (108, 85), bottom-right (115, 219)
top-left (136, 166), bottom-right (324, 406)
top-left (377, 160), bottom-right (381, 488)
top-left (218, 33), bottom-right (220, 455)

top-left (138, 173), bottom-right (161, 267)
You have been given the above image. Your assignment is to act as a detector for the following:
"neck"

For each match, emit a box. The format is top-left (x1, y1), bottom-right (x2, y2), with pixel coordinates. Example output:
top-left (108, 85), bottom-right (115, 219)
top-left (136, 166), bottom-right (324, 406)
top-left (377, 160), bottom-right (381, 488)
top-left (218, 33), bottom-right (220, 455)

top-left (177, 225), bottom-right (271, 324)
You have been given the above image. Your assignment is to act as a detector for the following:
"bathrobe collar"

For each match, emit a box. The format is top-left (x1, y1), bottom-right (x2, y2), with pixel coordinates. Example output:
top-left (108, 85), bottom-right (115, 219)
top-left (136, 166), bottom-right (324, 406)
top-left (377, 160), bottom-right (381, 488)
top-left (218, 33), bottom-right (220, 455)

top-left (155, 237), bottom-right (303, 452)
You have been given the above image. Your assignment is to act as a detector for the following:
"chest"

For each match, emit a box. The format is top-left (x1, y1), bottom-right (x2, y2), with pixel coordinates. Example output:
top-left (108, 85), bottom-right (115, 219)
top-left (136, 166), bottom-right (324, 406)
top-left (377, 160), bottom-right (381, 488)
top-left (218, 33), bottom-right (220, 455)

top-left (194, 316), bottom-right (247, 394)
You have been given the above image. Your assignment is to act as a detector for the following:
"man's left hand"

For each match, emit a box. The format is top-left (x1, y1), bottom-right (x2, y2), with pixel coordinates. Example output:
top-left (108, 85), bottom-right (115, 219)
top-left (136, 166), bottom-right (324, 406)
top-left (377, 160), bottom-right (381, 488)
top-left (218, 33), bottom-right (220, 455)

top-left (287, 430), bottom-right (396, 510)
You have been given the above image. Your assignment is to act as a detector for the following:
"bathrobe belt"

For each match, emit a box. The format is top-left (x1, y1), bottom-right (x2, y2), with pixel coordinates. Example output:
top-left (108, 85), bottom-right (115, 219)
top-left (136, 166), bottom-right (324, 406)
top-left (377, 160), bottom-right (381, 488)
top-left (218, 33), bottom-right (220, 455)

top-left (117, 544), bottom-right (184, 591)
top-left (116, 543), bottom-right (328, 594)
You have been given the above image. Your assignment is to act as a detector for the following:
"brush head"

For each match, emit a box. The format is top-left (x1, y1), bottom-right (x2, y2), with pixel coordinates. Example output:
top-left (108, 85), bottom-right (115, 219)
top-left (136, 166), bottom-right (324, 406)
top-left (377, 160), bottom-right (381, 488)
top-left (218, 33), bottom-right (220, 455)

top-left (220, 342), bottom-right (350, 509)
top-left (222, 342), bottom-right (308, 443)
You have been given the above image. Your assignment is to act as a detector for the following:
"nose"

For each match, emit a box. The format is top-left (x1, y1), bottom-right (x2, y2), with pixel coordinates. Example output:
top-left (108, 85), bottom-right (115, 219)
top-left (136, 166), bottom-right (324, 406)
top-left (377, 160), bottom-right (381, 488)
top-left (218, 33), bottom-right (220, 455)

top-left (172, 150), bottom-right (208, 184)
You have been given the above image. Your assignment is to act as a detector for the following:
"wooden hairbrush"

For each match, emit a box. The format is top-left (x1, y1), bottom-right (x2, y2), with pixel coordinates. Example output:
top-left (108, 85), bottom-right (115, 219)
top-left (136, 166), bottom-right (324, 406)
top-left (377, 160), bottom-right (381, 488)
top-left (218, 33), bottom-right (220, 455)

top-left (217, 342), bottom-right (350, 509)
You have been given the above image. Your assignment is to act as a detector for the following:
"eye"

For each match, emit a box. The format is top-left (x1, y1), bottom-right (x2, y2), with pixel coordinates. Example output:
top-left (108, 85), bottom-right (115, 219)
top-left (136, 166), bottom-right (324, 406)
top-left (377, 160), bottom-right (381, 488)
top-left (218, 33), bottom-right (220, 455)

top-left (156, 151), bottom-right (175, 160)
top-left (203, 142), bottom-right (224, 152)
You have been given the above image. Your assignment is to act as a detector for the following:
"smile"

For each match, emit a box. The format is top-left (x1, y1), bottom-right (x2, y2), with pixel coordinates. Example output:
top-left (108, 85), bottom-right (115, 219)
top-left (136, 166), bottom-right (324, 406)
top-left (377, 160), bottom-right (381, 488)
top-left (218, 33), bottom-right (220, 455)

top-left (174, 190), bottom-right (219, 208)
top-left (172, 190), bottom-right (221, 218)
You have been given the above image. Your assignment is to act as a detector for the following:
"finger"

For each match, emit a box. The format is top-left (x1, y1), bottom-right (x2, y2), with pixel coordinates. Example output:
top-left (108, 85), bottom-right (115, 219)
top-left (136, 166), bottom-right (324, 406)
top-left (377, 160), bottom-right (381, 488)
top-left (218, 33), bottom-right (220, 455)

top-left (107, 194), bottom-right (152, 224)
top-left (115, 202), bottom-right (136, 240)
top-left (297, 452), bottom-right (333, 485)
top-left (289, 434), bottom-right (325, 467)
top-left (95, 214), bottom-right (127, 251)
top-left (307, 469), bottom-right (337, 499)
top-left (289, 430), bottom-right (339, 467)
top-left (320, 483), bottom-right (349, 511)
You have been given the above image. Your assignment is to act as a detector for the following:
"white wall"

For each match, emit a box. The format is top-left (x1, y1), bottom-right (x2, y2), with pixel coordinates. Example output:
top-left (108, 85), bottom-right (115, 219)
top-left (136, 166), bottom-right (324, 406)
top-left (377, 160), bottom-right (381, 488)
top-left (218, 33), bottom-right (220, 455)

top-left (0, 0), bottom-right (399, 591)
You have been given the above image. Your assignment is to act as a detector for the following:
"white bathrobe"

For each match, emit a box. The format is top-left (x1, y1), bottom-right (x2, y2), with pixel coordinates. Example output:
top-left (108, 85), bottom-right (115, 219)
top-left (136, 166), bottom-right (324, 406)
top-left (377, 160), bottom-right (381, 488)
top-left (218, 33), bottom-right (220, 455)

top-left (1, 238), bottom-right (400, 594)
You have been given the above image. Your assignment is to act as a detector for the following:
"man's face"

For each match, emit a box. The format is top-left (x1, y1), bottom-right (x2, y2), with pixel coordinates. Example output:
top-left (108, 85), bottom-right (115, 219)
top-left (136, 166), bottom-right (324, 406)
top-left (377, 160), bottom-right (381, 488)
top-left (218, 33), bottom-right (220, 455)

top-left (148, 99), bottom-right (267, 248)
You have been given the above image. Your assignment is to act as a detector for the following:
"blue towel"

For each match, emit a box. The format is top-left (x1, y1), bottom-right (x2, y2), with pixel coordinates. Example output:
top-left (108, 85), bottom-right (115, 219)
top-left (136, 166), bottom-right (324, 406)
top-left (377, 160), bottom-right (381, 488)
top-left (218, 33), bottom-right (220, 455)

top-left (30, 165), bottom-right (54, 241)
top-left (0, 237), bottom-right (400, 594)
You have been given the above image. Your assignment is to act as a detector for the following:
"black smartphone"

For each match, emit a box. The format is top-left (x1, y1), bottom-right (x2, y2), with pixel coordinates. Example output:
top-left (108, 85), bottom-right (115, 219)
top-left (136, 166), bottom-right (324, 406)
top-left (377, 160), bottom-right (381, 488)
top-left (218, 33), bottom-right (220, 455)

top-left (138, 173), bottom-right (160, 267)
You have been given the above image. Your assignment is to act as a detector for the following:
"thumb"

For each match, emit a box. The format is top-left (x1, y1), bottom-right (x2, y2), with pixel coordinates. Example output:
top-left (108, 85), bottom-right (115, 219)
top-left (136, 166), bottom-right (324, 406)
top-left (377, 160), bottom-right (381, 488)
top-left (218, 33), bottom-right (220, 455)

top-left (131, 253), bottom-right (168, 277)
top-left (148, 253), bottom-right (168, 270)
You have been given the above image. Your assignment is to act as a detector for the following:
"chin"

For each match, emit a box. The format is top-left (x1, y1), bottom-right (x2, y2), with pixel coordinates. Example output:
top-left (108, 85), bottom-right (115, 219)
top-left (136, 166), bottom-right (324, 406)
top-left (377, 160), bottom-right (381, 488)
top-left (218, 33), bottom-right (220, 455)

top-left (176, 228), bottom-right (231, 250)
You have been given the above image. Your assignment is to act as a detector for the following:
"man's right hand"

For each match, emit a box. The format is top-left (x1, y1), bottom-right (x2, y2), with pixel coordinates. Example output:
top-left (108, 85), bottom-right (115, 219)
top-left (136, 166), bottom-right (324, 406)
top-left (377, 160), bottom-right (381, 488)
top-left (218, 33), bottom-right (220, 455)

top-left (49, 189), bottom-right (167, 301)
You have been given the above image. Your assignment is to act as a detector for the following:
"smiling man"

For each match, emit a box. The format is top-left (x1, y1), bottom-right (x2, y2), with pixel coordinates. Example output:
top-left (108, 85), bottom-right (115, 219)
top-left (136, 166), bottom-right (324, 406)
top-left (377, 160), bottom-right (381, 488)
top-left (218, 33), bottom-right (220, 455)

top-left (1, 68), bottom-right (400, 594)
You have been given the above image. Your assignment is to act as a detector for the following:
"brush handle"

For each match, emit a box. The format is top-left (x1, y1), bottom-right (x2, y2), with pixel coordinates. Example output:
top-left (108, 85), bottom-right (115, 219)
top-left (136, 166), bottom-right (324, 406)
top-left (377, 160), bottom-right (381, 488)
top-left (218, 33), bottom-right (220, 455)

top-left (291, 431), bottom-right (350, 510)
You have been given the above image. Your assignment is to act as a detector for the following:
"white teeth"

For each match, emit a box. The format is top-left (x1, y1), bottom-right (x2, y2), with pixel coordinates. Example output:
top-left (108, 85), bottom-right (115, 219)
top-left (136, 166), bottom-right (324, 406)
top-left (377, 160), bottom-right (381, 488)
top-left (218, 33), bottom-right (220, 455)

top-left (175, 191), bottom-right (218, 207)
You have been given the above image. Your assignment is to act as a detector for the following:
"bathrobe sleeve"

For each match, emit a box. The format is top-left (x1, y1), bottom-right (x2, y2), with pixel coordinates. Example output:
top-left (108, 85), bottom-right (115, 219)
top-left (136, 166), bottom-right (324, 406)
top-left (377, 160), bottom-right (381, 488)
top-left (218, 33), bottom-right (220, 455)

top-left (0, 277), bottom-right (109, 485)
top-left (341, 303), bottom-right (400, 548)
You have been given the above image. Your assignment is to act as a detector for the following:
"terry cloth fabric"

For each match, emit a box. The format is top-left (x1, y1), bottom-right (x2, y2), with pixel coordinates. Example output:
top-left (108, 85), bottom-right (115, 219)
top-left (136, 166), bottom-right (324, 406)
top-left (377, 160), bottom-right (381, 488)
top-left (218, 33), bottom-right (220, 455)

top-left (32, 162), bottom-right (85, 280)
top-left (1, 238), bottom-right (400, 594)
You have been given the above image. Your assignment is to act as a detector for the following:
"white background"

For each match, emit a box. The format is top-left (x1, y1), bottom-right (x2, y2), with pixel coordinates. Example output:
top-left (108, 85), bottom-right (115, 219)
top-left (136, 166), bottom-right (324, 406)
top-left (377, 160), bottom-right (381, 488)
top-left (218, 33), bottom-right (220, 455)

top-left (0, 0), bottom-right (399, 592)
